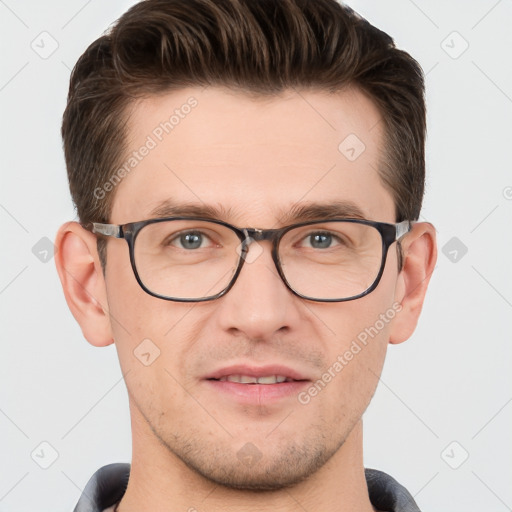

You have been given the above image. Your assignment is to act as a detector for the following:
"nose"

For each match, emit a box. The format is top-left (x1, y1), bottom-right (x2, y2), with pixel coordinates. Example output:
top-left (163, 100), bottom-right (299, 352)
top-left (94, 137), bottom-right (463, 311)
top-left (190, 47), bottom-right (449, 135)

top-left (214, 239), bottom-right (302, 340)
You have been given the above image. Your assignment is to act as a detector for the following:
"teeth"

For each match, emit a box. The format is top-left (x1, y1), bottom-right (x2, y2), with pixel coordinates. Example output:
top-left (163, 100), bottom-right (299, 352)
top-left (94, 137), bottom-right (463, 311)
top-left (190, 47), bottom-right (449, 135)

top-left (219, 374), bottom-right (291, 384)
top-left (233, 375), bottom-right (258, 384)
top-left (257, 375), bottom-right (279, 384)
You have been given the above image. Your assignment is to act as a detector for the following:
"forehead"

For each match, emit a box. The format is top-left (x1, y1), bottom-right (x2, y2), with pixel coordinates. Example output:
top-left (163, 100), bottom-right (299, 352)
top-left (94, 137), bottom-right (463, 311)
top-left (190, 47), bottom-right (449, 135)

top-left (111, 86), bottom-right (394, 225)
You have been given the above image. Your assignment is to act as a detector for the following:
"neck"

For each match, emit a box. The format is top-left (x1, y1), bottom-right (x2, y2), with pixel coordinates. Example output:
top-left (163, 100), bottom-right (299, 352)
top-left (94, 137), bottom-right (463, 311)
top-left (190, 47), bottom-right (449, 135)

top-left (116, 403), bottom-right (376, 512)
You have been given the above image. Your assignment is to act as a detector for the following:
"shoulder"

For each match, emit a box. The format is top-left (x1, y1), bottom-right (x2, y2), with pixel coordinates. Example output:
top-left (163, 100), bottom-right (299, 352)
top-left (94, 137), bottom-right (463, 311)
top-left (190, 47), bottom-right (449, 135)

top-left (73, 463), bottom-right (130, 512)
top-left (365, 468), bottom-right (422, 512)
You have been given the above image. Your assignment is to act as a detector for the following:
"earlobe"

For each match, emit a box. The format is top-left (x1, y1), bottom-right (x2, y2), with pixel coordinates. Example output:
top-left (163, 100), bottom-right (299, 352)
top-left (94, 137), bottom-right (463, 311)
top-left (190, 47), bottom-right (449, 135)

top-left (54, 221), bottom-right (114, 347)
top-left (389, 222), bottom-right (437, 344)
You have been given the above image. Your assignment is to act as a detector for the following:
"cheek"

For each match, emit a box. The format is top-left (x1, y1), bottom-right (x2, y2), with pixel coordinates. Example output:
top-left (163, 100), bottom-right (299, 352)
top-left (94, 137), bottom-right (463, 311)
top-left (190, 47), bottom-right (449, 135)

top-left (311, 262), bottom-right (398, 411)
top-left (304, 308), bottom-right (389, 437)
top-left (103, 263), bottom-right (193, 421)
top-left (103, 245), bottom-right (208, 386)
top-left (103, 244), bottom-right (174, 366)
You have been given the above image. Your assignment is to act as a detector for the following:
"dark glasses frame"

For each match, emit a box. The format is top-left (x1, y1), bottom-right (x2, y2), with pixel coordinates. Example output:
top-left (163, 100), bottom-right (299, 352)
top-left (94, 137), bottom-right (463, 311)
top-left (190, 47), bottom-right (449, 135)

top-left (83, 217), bottom-right (412, 303)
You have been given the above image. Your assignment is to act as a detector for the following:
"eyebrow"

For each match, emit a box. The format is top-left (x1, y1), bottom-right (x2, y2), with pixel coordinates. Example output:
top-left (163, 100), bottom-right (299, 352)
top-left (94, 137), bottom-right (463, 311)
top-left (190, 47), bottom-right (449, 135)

top-left (148, 200), bottom-right (235, 220)
top-left (147, 198), bottom-right (368, 225)
top-left (282, 201), bottom-right (367, 223)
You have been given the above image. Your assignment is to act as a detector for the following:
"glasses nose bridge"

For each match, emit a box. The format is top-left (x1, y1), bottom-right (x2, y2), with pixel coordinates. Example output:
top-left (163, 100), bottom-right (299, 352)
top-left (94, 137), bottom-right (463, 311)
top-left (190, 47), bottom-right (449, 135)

top-left (240, 227), bottom-right (282, 271)
top-left (236, 227), bottom-right (286, 293)
top-left (242, 227), bottom-right (281, 244)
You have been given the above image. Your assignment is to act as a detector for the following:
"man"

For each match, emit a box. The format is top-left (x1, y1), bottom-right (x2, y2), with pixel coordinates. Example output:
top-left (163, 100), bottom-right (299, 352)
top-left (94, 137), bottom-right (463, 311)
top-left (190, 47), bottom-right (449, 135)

top-left (55, 0), bottom-right (437, 510)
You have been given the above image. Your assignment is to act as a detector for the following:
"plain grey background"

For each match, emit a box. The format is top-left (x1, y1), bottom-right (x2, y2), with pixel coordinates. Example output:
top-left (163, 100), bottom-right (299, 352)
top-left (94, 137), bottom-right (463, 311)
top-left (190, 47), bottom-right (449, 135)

top-left (1, 1), bottom-right (511, 511)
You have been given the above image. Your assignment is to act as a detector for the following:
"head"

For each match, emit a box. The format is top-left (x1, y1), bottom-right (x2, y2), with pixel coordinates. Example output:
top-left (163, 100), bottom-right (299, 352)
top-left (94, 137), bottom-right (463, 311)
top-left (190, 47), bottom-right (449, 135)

top-left (56, 0), bottom-right (436, 492)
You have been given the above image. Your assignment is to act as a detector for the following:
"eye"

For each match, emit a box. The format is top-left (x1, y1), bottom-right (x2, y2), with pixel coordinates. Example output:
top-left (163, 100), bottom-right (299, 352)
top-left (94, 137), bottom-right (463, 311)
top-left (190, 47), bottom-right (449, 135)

top-left (169, 231), bottom-right (211, 250)
top-left (301, 231), bottom-right (342, 249)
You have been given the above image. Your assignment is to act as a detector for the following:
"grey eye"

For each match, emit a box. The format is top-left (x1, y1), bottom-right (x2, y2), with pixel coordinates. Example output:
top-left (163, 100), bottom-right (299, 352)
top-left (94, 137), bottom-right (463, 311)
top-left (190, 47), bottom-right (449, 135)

top-left (171, 231), bottom-right (207, 249)
top-left (309, 233), bottom-right (332, 249)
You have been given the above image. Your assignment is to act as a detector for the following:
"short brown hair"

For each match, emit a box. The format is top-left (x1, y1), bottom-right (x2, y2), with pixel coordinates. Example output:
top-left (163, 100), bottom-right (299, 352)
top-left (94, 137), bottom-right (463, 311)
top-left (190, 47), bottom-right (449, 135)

top-left (62, 0), bottom-right (426, 268)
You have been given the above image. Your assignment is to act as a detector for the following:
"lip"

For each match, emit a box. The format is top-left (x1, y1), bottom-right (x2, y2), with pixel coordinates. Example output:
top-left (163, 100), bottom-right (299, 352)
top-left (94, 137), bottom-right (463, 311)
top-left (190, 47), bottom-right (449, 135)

top-left (204, 379), bottom-right (310, 403)
top-left (203, 364), bottom-right (310, 381)
top-left (202, 364), bottom-right (311, 405)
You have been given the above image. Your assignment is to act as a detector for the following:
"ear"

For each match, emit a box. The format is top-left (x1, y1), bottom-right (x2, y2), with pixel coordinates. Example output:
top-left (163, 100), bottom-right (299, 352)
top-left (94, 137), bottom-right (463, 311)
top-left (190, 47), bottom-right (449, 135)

top-left (389, 222), bottom-right (437, 344)
top-left (54, 221), bottom-right (114, 347)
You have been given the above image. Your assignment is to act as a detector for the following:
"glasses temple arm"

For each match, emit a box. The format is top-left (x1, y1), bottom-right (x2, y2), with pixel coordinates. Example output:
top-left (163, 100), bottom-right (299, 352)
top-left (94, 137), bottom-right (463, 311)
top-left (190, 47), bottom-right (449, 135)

top-left (88, 222), bottom-right (123, 238)
top-left (395, 220), bottom-right (413, 240)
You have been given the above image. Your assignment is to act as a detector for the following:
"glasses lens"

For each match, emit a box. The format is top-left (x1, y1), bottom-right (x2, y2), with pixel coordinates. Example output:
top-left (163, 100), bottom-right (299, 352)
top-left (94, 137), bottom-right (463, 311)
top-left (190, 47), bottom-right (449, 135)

top-left (278, 221), bottom-right (383, 300)
top-left (134, 220), bottom-right (240, 300)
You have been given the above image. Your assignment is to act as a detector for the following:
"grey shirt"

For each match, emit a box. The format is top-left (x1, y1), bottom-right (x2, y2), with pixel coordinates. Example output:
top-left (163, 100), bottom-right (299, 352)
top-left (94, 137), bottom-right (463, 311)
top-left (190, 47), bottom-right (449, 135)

top-left (73, 463), bottom-right (421, 512)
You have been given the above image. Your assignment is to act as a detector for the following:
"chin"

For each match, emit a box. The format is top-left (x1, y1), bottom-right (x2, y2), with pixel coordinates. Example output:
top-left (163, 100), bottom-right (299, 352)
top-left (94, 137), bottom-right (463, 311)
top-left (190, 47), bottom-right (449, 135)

top-left (170, 435), bottom-right (344, 492)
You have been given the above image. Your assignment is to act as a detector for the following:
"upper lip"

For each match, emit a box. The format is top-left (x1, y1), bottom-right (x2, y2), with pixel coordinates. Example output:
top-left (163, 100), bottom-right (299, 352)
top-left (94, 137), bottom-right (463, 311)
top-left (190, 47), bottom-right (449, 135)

top-left (204, 364), bottom-right (310, 381)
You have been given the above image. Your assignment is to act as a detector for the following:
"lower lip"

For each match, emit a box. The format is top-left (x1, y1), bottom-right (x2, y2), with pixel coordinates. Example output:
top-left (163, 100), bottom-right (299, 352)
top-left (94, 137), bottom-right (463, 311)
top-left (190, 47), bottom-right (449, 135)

top-left (203, 379), bottom-right (310, 404)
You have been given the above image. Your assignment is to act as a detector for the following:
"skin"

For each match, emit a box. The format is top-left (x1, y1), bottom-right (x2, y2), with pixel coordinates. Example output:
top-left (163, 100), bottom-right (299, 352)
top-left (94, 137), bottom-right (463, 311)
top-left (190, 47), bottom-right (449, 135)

top-left (55, 86), bottom-right (437, 512)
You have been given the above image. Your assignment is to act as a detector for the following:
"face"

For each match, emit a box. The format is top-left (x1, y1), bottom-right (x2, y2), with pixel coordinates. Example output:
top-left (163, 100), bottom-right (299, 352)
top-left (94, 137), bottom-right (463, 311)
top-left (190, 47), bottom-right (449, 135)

top-left (104, 86), bottom-right (401, 489)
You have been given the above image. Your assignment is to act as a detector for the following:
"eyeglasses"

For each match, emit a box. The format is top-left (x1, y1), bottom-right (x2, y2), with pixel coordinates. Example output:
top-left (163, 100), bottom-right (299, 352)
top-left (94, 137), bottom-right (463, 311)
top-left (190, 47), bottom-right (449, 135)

top-left (84, 217), bottom-right (411, 303)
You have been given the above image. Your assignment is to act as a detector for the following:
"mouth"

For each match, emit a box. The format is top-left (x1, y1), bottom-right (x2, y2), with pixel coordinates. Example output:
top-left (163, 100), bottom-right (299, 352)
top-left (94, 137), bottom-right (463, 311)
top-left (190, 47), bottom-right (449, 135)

top-left (204, 364), bottom-right (310, 383)
top-left (203, 364), bottom-right (310, 403)
top-left (207, 374), bottom-right (302, 384)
